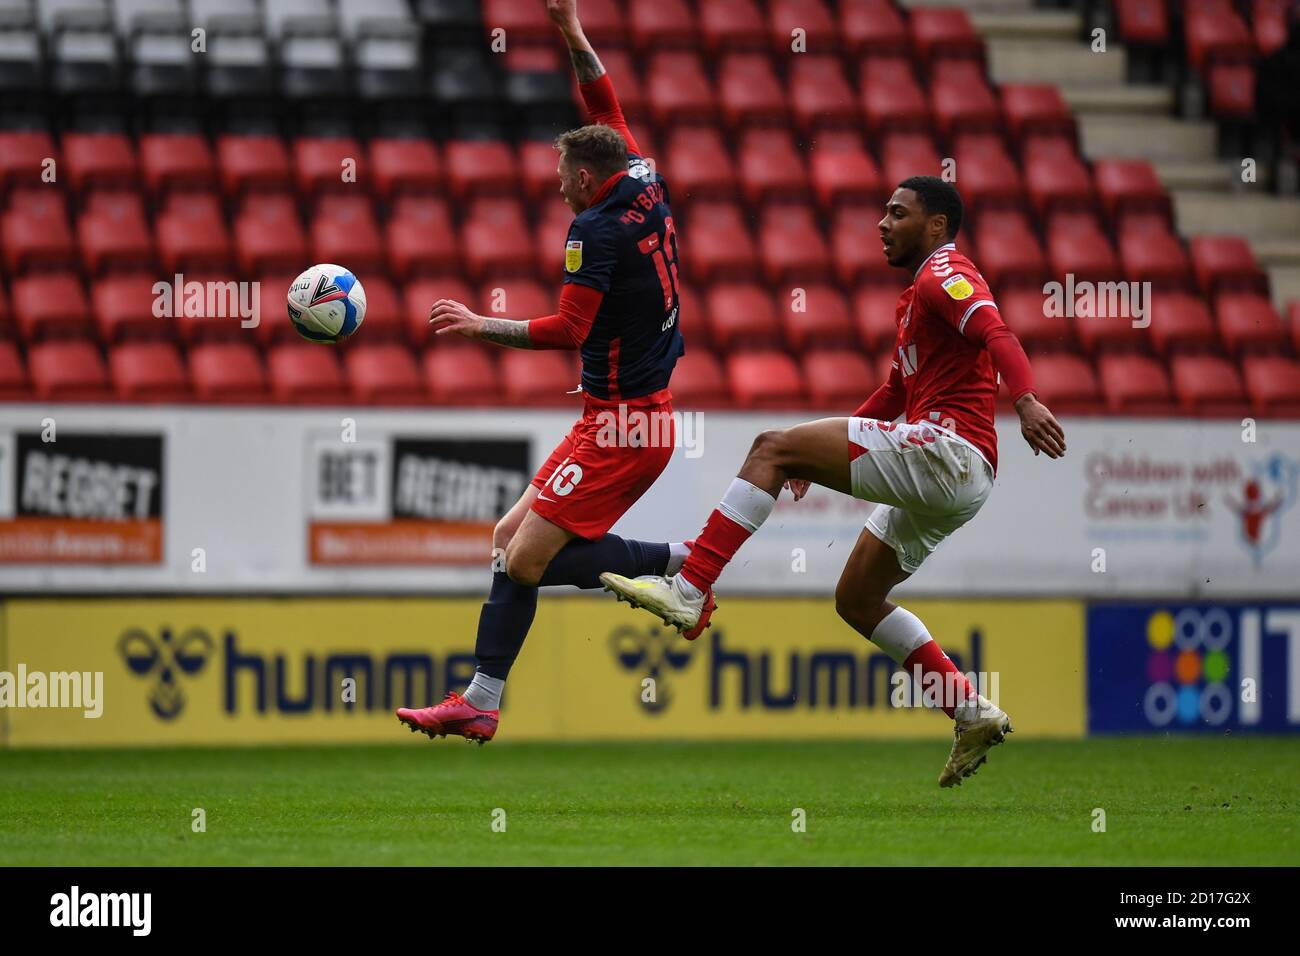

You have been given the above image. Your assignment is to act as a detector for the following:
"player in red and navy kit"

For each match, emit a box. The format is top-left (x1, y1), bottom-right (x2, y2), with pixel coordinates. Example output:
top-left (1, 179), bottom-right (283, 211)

top-left (396, 0), bottom-right (688, 743)
top-left (603, 177), bottom-right (1068, 787)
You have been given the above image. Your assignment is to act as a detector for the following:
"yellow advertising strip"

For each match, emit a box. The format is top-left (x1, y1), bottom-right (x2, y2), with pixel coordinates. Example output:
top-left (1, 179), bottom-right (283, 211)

top-left (0, 597), bottom-right (1085, 747)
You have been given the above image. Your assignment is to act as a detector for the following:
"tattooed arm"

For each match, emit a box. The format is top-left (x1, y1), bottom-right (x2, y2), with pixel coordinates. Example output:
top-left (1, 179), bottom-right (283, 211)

top-left (428, 283), bottom-right (603, 351)
top-left (546, 0), bottom-right (643, 155)
top-left (428, 299), bottom-right (533, 349)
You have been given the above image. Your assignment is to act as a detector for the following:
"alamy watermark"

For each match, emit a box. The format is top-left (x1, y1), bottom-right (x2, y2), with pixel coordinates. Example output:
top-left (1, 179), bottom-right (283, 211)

top-left (0, 665), bottom-right (103, 718)
top-left (594, 404), bottom-right (704, 458)
top-left (153, 273), bottom-right (260, 329)
top-left (1043, 275), bottom-right (1151, 328)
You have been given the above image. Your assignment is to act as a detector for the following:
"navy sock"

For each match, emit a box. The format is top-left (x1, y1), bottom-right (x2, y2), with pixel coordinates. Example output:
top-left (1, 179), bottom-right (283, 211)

top-left (473, 571), bottom-right (539, 680)
top-left (538, 534), bottom-right (671, 590)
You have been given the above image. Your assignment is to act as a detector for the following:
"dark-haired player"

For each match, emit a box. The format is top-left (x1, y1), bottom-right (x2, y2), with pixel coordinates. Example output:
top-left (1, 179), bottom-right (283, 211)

top-left (602, 177), bottom-right (1067, 787)
top-left (396, 0), bottom-right (688, 743)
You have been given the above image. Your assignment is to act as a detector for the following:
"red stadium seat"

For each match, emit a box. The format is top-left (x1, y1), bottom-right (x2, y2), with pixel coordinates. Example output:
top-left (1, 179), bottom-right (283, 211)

top-left (1215, 293), bottom-right (1288, 353)
top-left (953, 138), bottom-right (1023, 211)
top-left (252, 271), bottom-right (299, 345)
top-left (357, 277), bottom-right (405, 342)
top-left (973, 210), bottom-right (1046, 287)
top-left (705, 283), bottom-right (781, 350)
top-left (630, 0), bottom-right (696, 52)
top-left (782, 284), bottom-right (855, 351)
top-left (1253, 0), bottom-right (1291, 55)
top-left (1045, 211), bottom-right (1118, 282)
top-left (386, 196), bottom-right (458, 280)
top-left (647, 52), bottom-right (715, 126)
top-left (853, 285), bottom-right (901, 351)
top-left (727, 351), bottom-right (804, 407)
top-left (666, 128), bottom-right (736, 201)
top-left (479, 277), bottom-right (554, 321)
top-left (189, 342), bottom-right (269, 403)
top-left (443, 141), bottom-right (517, 200)
top-left (0, 339), bottom-right (30, 399)
top-left (92, 274), bottom-right (173, 341)
top-left (534, 199), bottom-right (573, 276)
top-left (809, 131), bottom-right (883, 211)
top-left (1242, 356), bottom-right (1300, 416)
top-left (699, 0), bottom-right (768, 55)
top-left (293, 137), bottom-right (363, 196)
top-left (759, 203), bottom-right (830, 285)
top-left (1092, 159), bottom-right (1171, 225)
top-left (482, 0), bottom-right (552, 44)
top-left (77, 205), bottom-right (154, 274)
top-left (1169, 353), bottom-right (1249, 416)
top-left (718, 53), bottom-right (788, 129)
top-left (675, 284), bottom-right (707, 346)
top-left (1117, 227), bottom-right (1190, 287)
top-left (217, 135), bottom-right (293, 196)
top-left (268, 343), bottom-right (346, 403)
top-left (156, 193), bottom-right (233, 274)
top-left (235, 193), bottom-right (308, 274)
top-left (1147, 292), bottom-right (1219, 354)
top-left (1025, 149), bottom-right (1095, 217)
top-left (740, 130), bottom-right (809, 204)
top-left (769, 0), bottom-right (838, 55)
top-left (929, 63), bottom-right (1001, 138)
top-left (170, 271), bottom-right (257, 343)
top-left (686, 202), bottom-right (758, 282)
top-left (61, 133), bottom-right (137, 192)
top-left (1114, 0), bottom-right (1169, 46)
top-left (368, 139), bottom-right (441, 199)
top-left (569, 0), bottom-right (627, 47)
top-left (803, 350), bottom-right (875, 409)
top-left (461, 198), bottom-right (534, 280)
top-left (519, 140), bottom-right (560, 204)
top-left (28, 339), bottom-right (112, 401)
top-left (860, 58), bottom-right (930, 136)
top-left (789, 56), bottom-right (858, 133)
top-left (1184, 0), bottom-right (1254, 72)
top-left (2, 205), bottom-right (78, 273)
top-left (423, 345), bottom-right (499, 405)
top-left (1207, 63), bottom-right (1255, 118)
top-left (138, 134), bottom-right (216, 195)
top-left (1189, 236), bottom-right (1269, 295)
top-left (0, 131), bottom-right (55, 194)
top-left (405, 277), bottom-right (476, 345)
top-left (499, 350), bottom-right (579, 405)
top-left (110, 341), bottom-right (190, 402)
top-left (1028, 352), bottom-right (1102, 413)
top-left (842, 0), bottom-right (909, 57)
top-left (998, 287), bottom-right (1072, 351)
top-left (12, 273), bottom-right (91, 340)
top-left (833, 210), bottom-right (899, 287)
top-left (346, 343), bottom-right (425, 404)
top-left (910, 7), bottom-right (985, 66)
top-left (880, 131), bottom-right (942, 187)
top-left (1000, 84), bottom-right (1075, 144)
top-left (310, 198), bottom-right (385, 275)
top-left (668, 349), bottom-right (731, 407)
top-left (584, 49), bottom-right (646, 122)
top-left (1098, 353), bottom-right (1176, 414)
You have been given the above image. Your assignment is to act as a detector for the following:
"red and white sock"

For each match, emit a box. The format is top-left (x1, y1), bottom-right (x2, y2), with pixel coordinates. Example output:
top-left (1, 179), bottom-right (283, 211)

top-left (678, 478), bottom-right (776, 598)
top-left (870, 607), bottom-right (975, 720)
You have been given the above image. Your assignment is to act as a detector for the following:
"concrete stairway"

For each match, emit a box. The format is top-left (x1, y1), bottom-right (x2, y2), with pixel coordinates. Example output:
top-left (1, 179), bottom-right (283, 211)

top-left (898, 0), bottom-right (1300, 310)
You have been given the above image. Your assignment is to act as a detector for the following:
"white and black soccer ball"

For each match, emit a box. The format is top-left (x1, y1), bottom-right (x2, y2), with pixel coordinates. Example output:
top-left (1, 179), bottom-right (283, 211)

top-left (287, 263), bottom-right (367, 344)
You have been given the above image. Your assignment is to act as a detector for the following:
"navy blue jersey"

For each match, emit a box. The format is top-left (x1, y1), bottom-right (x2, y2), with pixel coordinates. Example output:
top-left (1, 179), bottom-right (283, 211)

top-left (562, 156), bottom-right (684, 401)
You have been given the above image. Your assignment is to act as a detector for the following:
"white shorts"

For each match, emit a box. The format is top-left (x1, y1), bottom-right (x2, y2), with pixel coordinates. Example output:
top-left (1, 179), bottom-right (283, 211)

top-left (848, 418), bottom-right (994, 574)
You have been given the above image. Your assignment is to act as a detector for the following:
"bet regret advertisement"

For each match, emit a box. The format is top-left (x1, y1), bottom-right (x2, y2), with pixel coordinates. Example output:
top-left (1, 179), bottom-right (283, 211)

top-left (0, 597), bottom-right (1084, 747)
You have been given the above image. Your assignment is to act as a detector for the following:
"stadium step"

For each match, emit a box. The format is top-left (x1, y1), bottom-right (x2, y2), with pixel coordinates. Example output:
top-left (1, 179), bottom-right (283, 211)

top-left (987, 39), bottom-right (1126, 86)
top-left (1079, 115), bottom-right (1218, 162)
top-left (972, 9), bottom-right (1080, 42)
top-left (1061, 84), bottom-right (1175, 116)
top-left (1155, 160), bottom-right (1245, 193)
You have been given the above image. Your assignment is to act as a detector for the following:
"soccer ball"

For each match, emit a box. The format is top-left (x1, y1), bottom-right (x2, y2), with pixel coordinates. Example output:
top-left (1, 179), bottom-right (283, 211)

top-left (287, 263), bottom-right (367, 344)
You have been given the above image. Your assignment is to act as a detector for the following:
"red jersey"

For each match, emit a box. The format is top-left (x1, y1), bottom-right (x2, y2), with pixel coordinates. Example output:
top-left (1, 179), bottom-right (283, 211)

top-left (887, 243), bottom-right (1002, 471)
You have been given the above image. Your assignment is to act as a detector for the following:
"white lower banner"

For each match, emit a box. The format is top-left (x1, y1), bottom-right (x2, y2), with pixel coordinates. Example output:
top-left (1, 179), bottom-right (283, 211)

top-left (0, 404), bottom-right (1295, 596)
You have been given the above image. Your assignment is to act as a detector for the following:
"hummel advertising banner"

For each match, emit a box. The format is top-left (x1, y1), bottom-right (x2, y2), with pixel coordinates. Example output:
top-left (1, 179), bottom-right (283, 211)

top-left (0, 405), bottom-right (1295, 596)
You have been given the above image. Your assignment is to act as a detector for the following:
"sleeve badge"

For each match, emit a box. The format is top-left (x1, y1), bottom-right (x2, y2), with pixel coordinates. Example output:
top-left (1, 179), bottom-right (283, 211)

top-left (565, 240), bottom-right (583, 273)
top-left (941, 273), bottom-right (974, 300)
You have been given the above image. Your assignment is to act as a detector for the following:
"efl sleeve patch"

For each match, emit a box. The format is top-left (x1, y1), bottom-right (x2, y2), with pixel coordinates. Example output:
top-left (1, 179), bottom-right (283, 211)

top-left (942, 274), bottom-right (974, 300)
top-left (564, 240), bottom-right (583, 273)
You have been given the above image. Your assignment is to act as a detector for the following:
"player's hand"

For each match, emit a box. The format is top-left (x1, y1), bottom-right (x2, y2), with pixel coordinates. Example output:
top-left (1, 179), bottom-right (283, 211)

top-left (1015, 394), bottom-right (1066, 459)
top-left (544, 0), bottom-right (579, 30)
top-left (428, 299), bottom-right (486, 339)
top-left (785, 479), bottom-right (811, 501)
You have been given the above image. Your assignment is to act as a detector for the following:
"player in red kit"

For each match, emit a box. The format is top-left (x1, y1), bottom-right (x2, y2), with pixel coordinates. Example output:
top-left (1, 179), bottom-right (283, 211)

top-left (602, 177), bottom-right (1067, 787)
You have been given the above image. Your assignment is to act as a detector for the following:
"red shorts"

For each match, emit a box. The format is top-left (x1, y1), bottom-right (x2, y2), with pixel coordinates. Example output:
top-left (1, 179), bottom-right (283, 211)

top-left (530, 396), bottom-right (676, 539)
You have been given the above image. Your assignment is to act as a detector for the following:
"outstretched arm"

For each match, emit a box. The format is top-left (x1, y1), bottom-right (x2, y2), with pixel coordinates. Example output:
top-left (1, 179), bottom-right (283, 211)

top-left (547, 0), bottom-right (643, 155)
top-left (428, 284), bottom-right (604, 350)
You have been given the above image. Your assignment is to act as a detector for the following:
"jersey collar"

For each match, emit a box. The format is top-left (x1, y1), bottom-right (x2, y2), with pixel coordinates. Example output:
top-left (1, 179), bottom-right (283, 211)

top-left (590, 169), bottom-right (628, 207)
top-left (913, 242), bottom-right (957, 280)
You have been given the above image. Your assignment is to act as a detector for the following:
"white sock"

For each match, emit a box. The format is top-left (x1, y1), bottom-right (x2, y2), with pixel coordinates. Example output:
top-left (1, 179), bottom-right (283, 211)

top-left (868, 606), bottom-right (933, 664)
top-left (677, 478), bottom-right (776, 601)
top-left (665, 541), bottom-right (691, 576)
top-left (463, 672), bottom-right (504, 711)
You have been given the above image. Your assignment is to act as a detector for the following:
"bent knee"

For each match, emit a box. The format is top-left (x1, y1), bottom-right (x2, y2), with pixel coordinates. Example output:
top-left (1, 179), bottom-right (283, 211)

top-left (834, 587), bottom-right (889, 634)
top-left (748, 428), bottom-right (791, 464)
top-left (504, 543), bottom-right (545, 587)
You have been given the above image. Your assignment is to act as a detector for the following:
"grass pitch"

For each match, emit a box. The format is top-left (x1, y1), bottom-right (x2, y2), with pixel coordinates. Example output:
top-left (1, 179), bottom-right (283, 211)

top-left (0, 737), bottom-right (1295, 866)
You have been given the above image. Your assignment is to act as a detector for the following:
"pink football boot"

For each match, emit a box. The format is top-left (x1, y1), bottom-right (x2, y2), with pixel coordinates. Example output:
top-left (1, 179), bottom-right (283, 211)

top-left (396, 692), bottom-right (498, 745)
